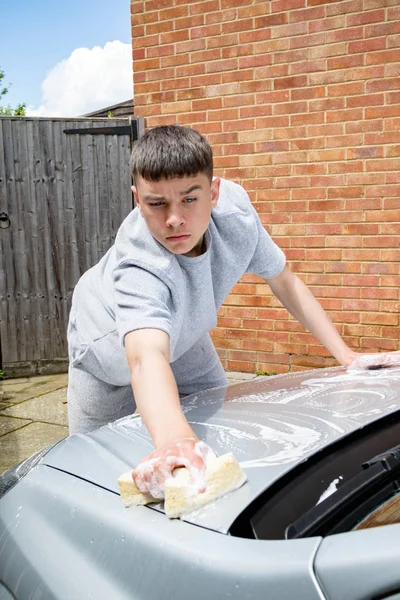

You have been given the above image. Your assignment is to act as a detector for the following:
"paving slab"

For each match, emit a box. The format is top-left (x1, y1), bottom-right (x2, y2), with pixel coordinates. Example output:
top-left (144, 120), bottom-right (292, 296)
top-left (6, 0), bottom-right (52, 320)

top-left (0, 402), bottom-right (9, 410)
top-left (1, 388), bottom-right (68, 427)
top-left (0, 373), bottom-right (68, 403)
top-left (227, 371), bottom-right (259, 381)
top-left (0, 422), bottom-right (68, 474)
top-left (0, 415), bottom-right (32, 436)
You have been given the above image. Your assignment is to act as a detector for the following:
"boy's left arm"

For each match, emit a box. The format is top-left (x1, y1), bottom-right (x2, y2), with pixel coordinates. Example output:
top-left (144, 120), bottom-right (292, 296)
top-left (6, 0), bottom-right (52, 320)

top-left (266, 266), bottom-right (358, 367)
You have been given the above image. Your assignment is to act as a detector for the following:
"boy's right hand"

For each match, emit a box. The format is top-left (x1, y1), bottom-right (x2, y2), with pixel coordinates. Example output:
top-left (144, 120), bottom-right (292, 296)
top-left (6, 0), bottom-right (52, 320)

top-left (132, 437), bottom-right (217, 500)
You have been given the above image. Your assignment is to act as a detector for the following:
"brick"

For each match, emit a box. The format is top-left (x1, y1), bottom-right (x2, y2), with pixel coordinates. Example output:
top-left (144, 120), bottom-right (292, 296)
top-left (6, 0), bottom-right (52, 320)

top-left (326, 108), bottom-right (363, 122)
top-left (326, 26), bottom-right (363, 43)
top-left (309, 42), bottom-right (347, 60)
top-left (364, 236), bottom-right (400, 248)
top-left (368, 105), bottom-right (400, 119)
top-left (347, 65), bottom-right (385, 81)
top-left (326, 0), bottom-right (363, 16)
top-left (271, 22), bottom-right (308, 39)
top-left (176, 63), bottom-right (205, 78)
top-left (174, 14), bottom-right (204, 31)
top-left (160, 54), bottom-right (189, 68)
top-left (342, 249), bottom-right (380, 261)
top-left (343, 299), bottom-right (379, 311)
top-left (292, 164), bottom-right (326, 176)
top-left (366, 21), bottom-right (400, 37)
top-left (224, 118), bottom-right (255, 132)
top-left (326, 134), bottom-right (363, 148)
top-left (176, 39), bottom-right (206, 55)
top-left (361, 338), bottom-right (398, 351)
top-left (290, 32), bottom-right (326, 50)
top-left (309, 15), bottom-right (346, 33)
top-left (309, 149), bottom-right (346, 162)
top-left (361, 313), bottom-right (399, 326)
top-left (239, 29), bottom-right (273, 44)
top-left (293, 87), bottom-right (327, 102)
top-left (190, 48), bottom-right (221, 64)
top-left (237, 3), bottom-right (272, 18)
top-left (327, 55), bottom-right (365, 71)
top-left (309, 199), bottom-right (343, 212)
top-left (271, 0), bottom-right (305, 13)
top-left (366, 158), bottom-right (400, 172)
top-left (291, 137), bottom-right (324, 150)
top-left (388, 34), bottom-right (400, 49)
top-left (349, 37), bottom-right (387, 54)
top-left (346, 119), bottom-right (383, 133)
top-left (133, 10), bottom-right (158, 25)
top-left (133, 33), bottom-right (159, 49)
top-left (347, 93), bottom-right (384, 109)
top-left (255, 65), bottom-right (289, 80)
top-left (131, 1), bottom-right (144, 13)
top-left (347, 9), bottom-right (385, 26)
top-left (222, 68), bottom-right (254, 84)
top-left (190, 0), bottom-right (222, 14)
top-left (367, 49), bottom-right (400, 66)
top-left (132, 48), bottom-right (145, 60)
top-left (274, 101), bottom-right (308, 115)
top-left (207, 32), bottom-right (239, 49)
top-left (328, 81), bottom-right (364, 97)
top-left (145, 0), bottom-right (170, 9)
top-left (222, 18), bottom-right (253, 34)
top-left (274, 49), bottom-right (309, 67)
top-left (206, 58), bottom-right (238, 73)
top-left (177, 111), bottom-right (207, 124)
top-left (290, 59), bottom-right (326, 75)
top-left (328, 186), bottom-right (363, 198)
top-left (239, 106), bottom-right (272, 119)
top-left (160, 30), bottom-right (189, 44)
top-left (239, 55), bottom-right (272, 69)
top-left (347, 147), bottom-right (383, 159)
top-left (328, 162), bottom-right (363, 174)
top-left (289, 6), bottom-right (324, 23)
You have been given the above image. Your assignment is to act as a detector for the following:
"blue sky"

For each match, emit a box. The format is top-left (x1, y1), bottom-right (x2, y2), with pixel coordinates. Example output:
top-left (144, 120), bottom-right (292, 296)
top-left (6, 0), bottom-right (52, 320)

top-left (1, 0), bottom-right (132, 115)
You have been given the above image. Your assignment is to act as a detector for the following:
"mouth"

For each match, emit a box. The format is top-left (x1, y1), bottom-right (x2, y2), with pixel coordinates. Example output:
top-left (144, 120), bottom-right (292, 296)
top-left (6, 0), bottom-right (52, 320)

top-left (166, 234), bottom-right (191, 242)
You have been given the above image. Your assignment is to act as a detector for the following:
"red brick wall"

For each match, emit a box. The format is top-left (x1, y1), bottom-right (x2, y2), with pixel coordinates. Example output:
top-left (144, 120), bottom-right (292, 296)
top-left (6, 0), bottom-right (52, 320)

top-left (131, 0), bottom-right (400, 374)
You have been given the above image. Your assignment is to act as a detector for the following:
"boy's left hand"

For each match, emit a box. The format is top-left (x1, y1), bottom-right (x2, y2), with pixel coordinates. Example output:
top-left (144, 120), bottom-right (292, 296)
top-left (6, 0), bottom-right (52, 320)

top-left (346, 350), bottom-right (400, 372)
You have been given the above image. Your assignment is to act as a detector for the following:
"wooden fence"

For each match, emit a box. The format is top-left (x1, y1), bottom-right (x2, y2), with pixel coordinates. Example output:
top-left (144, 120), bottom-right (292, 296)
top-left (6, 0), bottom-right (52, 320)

top-left (0, 116), bottom-right (144, 376)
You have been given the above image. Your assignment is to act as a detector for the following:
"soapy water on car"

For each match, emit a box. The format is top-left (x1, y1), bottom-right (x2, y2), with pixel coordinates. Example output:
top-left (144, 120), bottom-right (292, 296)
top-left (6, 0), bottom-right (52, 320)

top-left (110, 360), bottom-right (400, 473)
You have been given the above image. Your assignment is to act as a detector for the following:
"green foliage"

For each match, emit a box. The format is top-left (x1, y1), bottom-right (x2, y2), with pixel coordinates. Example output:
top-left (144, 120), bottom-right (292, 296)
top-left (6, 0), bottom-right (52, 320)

top-left (255, 369), bottom-right (277, 377)
top-left (107, 111), bottom-right (114, 118)
top-left (0, 369), bottom-right (4, 380)
top-left (0, 67), bottom-right (26, 116)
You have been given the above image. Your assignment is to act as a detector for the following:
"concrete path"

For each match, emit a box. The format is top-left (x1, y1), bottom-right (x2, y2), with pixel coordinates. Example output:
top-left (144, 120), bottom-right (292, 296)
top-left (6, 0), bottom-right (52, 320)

top-left (0, 371), bottom-right (260, 474)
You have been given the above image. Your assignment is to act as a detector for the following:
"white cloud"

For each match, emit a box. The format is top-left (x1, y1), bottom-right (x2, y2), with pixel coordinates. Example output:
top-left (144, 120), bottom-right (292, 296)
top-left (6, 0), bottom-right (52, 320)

top-left (27, 40), bottom-right (132, 117)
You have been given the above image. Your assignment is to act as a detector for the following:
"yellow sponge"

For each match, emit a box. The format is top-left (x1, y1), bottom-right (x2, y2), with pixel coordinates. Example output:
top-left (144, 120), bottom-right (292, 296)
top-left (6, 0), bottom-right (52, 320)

top-left (117, 452), bottom-right (247, 519)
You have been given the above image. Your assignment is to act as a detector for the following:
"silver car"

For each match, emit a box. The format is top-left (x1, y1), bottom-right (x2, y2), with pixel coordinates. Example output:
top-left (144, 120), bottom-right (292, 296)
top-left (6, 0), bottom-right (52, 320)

top-left (1, 366), bottom-right (400, 600)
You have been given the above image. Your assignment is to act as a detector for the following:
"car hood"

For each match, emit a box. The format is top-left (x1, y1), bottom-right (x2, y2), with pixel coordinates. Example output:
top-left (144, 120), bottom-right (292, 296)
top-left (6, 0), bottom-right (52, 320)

top-left (43, 366), bottom-right (400, 533)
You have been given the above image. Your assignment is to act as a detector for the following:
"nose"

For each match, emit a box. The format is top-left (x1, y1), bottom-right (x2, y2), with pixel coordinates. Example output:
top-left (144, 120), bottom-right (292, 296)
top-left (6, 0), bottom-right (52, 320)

top-left (166, 207), bottom-right (185, 228)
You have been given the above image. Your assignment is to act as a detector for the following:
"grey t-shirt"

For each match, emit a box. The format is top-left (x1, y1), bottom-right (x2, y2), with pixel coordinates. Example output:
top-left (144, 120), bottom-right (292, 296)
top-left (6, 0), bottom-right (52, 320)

top-left (68, 178), bottom-right (286, 386)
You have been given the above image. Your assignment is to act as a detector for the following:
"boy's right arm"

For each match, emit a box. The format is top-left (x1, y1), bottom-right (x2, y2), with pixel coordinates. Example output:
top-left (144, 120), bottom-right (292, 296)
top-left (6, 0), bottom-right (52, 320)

top-left (124, 329), bottom-right (212, 496)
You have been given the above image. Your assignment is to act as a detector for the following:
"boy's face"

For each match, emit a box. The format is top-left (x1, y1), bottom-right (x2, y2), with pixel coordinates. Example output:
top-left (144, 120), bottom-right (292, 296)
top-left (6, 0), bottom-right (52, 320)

top-left (132, 174), bottom-right (220, 257)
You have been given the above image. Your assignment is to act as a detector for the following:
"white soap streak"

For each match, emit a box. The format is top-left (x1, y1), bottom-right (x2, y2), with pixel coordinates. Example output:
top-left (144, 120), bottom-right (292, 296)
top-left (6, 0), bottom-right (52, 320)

top-left (317, 476), bottom-right (343, 505)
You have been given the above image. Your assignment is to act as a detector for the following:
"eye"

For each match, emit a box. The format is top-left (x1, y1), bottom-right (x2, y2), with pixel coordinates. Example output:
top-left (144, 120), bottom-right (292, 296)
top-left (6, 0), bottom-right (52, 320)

top-left (149, 201), bottom-right (164, 207)
top-left (184, 197), bottom-right (196, 204)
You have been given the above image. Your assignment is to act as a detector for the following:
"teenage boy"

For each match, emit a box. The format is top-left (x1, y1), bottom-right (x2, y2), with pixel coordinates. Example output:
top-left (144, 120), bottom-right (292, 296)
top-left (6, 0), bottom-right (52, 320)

top-left (67, 125), bottom-right (398, 498)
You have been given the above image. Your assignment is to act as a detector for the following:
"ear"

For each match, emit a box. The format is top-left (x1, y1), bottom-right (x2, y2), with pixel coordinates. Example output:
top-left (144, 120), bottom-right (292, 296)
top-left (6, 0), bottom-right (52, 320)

top-left (132, 186), bottom-right (140, 210)
top-left (210, 177), bottom-right (220, 209)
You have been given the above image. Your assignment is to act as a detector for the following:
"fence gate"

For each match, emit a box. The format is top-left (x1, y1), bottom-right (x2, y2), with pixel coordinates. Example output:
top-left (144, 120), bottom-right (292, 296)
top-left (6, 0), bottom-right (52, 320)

top-left (0, 116), bottom-right (143, 377)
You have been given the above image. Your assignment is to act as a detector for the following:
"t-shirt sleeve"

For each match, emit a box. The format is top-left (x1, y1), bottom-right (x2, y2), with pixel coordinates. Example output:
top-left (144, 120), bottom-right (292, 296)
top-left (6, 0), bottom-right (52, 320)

top-left (113, 262), bottom-right (173, 347)
top-left (245, 203), bottom-right (286, 279)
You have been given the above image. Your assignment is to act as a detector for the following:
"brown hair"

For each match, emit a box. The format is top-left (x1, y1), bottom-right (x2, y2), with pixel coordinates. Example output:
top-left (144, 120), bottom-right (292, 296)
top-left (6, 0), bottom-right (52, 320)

top-left (131, 125), bottom-right (213, 183)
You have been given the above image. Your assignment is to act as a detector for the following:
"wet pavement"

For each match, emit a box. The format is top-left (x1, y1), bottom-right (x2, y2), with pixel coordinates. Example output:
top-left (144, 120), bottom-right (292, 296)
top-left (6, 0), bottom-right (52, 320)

top-left (0, 371), bottom-right (260, 474)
